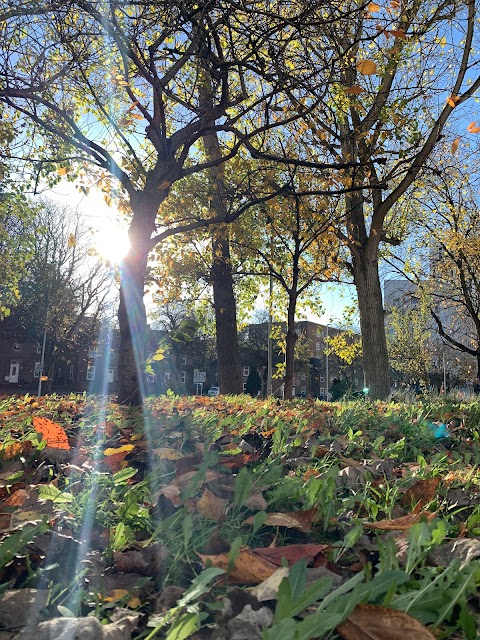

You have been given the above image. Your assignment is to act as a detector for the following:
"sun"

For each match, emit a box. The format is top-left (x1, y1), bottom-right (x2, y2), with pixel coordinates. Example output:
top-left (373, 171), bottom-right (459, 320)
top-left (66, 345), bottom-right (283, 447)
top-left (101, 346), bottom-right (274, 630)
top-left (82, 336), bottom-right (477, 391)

top-left (93, 223), bottom-right (130, 264)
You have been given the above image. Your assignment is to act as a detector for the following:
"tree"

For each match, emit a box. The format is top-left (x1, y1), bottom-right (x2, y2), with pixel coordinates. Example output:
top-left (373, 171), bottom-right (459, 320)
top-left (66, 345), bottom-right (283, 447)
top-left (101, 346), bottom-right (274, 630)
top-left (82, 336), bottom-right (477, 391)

top-left (291, 0), bottom-right (480, 398)
top-left (0, 200), bottom-right (113, 390)
top-left (234, 176), bottom-right (343, 399)
top-left (0, 193), bottom-right (36, 319)
top-left (0, 1), bottom-right (360, 404)
top-left (387, 162), bottom-right (480, 384)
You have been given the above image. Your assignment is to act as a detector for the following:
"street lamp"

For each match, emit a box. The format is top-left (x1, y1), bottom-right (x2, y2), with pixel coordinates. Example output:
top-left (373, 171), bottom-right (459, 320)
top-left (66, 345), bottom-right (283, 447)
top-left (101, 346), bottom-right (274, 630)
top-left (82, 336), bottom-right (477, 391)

top-left (325, 323), bottom-right (329, 400)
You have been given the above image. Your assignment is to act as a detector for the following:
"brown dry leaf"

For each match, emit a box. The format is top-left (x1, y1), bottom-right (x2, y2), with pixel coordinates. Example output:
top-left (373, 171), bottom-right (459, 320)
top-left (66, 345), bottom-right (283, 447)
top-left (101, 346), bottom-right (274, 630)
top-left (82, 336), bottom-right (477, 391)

top-left (367, 2), bottom-right (381, 11)
top-left (171, 469), bottom-right (222, 491)
top-left (389, 28), bottom-right (407, 39)
top-left (451, 138), bottom-right (460, 154)
top-left (356, 60), bottom-right (377, 75)
top-left (198, 548), bottom-right (278, 584)
top-left (156, 484), bottom-right (182, 507)
top-left (0, 441), bottom-right (33, 460)
top-left (401, 478), bottom-right (440, 508)
top-left (3, 490), bottom-right (29, 508)
top-left (345, 86), bottom-right (365, 95)
top-left (364, 511), bottom-right (436, 531)
top-left (337, 604), bottom-right (436, 639)
top-left (196, 489), bottom-right (228, 522)
top-left (113, 543), bottom-right (169, 576)
top-left (244, 508), bottom-right (317, 533)
top-left (154, 448), bottom-right (183, 460)
top-left (254, 543), bottom-right (330, 566)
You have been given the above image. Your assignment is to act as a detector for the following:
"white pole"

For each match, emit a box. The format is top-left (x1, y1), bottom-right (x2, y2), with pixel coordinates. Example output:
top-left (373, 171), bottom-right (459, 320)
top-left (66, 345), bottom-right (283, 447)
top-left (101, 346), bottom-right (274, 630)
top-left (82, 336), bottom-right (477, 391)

top-left (267, 273), bottom-right (273, 397)
top-left (325, 323), bottom-right (329, 400)
top-left (443, 350), bottom-right (447, 393)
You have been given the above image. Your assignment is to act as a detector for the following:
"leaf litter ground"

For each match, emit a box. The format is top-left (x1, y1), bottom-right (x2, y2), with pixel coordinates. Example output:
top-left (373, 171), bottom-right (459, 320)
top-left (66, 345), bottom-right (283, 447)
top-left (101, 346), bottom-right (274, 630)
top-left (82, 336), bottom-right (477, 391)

top-left (1, 393), bottom-right (480, 639)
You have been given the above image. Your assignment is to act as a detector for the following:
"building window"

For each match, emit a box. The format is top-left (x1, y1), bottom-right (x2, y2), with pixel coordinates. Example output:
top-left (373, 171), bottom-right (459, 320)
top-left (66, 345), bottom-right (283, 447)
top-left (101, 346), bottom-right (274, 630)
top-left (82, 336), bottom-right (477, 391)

top-left (243, 382), bottom-right (247, 392)
top-left (316, 341), bottom-right (321, 351)
top-left (181, 354), bottom-right (187, 366)
top-left (320, 387), bottom-right (324, 395)
top-left (292, 386), bottom-right (296, 396)
top-left (88, 348), bottom-right (97, 358)
top-left (107, 368), bottom-right (114, 383)
top-left (69, 365), bottom-right (74, 381)
top-left (86, 365), bottom-right (95, 380)
top-left (301, 386), bottom-right (306, 395)
top-left (57, 368), bottom-right (62, 378)
top-left (12, 342), bottom-right (20, 352)
top-left (243, 366), bottom-right (250, 377)
top-left (301, 373), bottom-right (306, 381)
top-left (164, 371), bottom-right (171, 382)
top-left (181, 371), bottom-right (186, 383)
top-left (34, 362), bottom-right (41, 378)
top-left (147, 373), bottom-right (155, 382)
top-left (36, 342), bottom-right (42, 354)
top-left (320, 376), bottom-right (324, 382)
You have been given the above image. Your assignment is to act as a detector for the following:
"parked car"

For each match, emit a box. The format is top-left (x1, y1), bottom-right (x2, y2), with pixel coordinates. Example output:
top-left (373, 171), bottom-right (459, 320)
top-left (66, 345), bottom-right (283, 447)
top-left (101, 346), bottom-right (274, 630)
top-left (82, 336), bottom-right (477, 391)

top-left (207, 386), bottom-right (220, 397)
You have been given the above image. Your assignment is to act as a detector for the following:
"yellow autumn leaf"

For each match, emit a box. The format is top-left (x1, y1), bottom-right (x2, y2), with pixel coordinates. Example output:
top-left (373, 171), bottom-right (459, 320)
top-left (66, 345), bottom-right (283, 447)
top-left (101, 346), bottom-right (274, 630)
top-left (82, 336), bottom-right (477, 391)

top-left (367, 2), bottom-right (381, 11)
top-left (68, 234), bottom-right (77, 248)
top-left (130, 433), bottom-right (143, 442)
top-left (356, 60), bottom-right (377, 75)
top-left (104, 444), bottom-right (135, 456)
top-left (451, 138), bottom-right (459, 154)
top-left (57, 166), bottom-right (69, 176)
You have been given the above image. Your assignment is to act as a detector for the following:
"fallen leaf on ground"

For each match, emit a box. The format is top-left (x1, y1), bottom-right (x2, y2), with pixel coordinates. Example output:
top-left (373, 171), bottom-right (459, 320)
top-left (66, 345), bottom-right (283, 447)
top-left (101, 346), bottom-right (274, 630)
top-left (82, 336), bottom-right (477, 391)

top-left (401, 478), bottom-right (440, 508)
top-left (336, 604), bottom-right (436, 639)
top-left (32, 417), bottom-right (70, 450)
top-left (364, 511), bottom-right (436, 531)
top-left (196, 489), bottom-right (228, 521)
top-left (254, 543), bottom-right (330, 566)
top-left (198, 548), bottom-right (278, 584)
top-left (244, 508), bottom-right (317, 533)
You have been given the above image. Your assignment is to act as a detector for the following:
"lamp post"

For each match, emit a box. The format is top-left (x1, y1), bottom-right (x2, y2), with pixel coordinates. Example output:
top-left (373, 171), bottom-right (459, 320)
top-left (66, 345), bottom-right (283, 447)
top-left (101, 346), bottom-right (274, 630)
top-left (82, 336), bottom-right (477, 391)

top-left (325, 323), bottom-right (329, 400)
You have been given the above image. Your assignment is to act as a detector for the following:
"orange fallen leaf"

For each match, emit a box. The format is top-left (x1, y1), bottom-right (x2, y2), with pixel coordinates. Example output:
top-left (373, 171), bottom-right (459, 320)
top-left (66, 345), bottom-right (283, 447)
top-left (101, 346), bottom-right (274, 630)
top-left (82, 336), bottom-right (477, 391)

top-left (451, 138), bottom-right (459, 154)
top-left (33, 417), bottom-right (70, 450)
top-left (337, 604), bottom-right (436, 639)
top-left (367, 2), bottom-right (381, 11)
top-left (364, 511), bottom-right (436, 531)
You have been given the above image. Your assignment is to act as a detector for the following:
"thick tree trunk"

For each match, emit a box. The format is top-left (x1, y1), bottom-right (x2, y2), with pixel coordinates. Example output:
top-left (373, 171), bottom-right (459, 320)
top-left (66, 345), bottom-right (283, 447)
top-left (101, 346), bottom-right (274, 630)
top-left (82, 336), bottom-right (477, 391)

top-left (117, 193), bottom-right (159, 405)
top-left (284, 296), bottom-right (297, 400)
top-left (353, 251), bottom-right (390, 400)
top-left (211, 233), bottom-right (243, 394)
top-left (202, 131), bottom-right (242, 393)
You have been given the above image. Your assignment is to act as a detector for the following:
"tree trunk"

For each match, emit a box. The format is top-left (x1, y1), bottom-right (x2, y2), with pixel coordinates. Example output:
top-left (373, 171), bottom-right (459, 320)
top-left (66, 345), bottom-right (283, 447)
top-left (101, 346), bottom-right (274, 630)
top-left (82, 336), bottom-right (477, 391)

top-left (353, 251), bottom-right (390, 400)
top-left (284, 295), bottom-right (298, 400)
top-left (211, 232), bottom-right (243, 394)
top-left (117, 192), bottom-right (159, 405)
